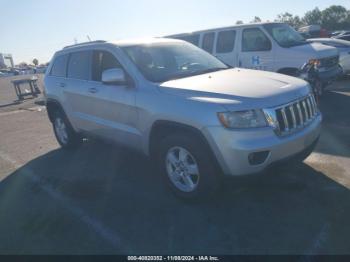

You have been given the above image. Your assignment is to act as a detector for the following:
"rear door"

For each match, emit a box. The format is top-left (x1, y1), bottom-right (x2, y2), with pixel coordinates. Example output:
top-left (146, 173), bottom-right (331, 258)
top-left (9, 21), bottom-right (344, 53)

top-left (201, 32), bottom-right (216, 54)
top-left (63, 50), bottom-right (97, 131)
top-left (213, 29), bottom-right (237, 66)
top-left (238, 27), bottom-right (275, 71)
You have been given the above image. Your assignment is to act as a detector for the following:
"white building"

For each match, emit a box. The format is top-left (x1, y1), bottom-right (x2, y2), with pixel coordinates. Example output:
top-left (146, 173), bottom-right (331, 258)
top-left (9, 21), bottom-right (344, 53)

top-left (0, 53), bottom-right (14, 68)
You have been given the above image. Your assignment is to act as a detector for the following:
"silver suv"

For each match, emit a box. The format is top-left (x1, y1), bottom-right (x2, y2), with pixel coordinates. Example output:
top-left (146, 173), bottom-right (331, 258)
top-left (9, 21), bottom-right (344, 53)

top-left (44, 38), bottom-right (322, 199)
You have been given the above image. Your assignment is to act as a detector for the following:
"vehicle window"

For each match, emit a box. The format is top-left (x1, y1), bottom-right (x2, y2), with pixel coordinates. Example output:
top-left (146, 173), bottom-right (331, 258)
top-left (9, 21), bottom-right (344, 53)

top-left (176, 34), bottom-right (200, 46)
top-left (67, 51), bottom-right (91, 80)
top-left (50, 55), bottom-right (68, 77)
top-left (216, 30), bottom-right (236, 53)
top-left (242, 28), bottom-right (272, 52)
top-left (263, 24), bottom-right (306, 48)
top-left (202, 32), bottom-right (215, 53)
top-left (122, 42), bottom-right (228, 82)
top-left (92, 51), bottom-right (122, 81)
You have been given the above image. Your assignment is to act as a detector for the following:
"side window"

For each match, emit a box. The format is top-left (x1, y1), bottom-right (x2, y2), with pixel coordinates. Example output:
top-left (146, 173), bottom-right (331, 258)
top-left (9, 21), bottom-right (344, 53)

top-left (50, 55), bottom-right (68, 77)
top-left (202, 32), bottom-right (215, 53)
top-left (242, 28), bottom-right (272, 52)
top-left (92, 51), bottom-right (122, 82)
top-left (67, 51), bottom-right (91, 80)
top-left (216, 30), bottom-right (236, 53)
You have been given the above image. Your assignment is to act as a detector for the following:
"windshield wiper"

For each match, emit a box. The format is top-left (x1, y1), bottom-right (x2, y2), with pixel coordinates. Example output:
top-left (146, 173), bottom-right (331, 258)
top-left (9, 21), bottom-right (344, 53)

top-left (284, 40), bottom-right (308, 47)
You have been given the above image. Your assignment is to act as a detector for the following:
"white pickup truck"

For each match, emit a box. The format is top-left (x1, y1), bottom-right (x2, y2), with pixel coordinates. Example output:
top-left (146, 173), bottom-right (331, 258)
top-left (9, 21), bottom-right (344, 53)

top-left (168, 22), bottom-right (341, 85)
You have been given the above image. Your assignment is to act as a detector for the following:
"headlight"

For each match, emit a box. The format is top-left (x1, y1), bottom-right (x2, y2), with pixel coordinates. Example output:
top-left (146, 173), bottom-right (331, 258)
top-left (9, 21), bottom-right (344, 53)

top-left (217, 109), bottom-right (267, 129)
top-left (309, 59), bottom-right (321, 67)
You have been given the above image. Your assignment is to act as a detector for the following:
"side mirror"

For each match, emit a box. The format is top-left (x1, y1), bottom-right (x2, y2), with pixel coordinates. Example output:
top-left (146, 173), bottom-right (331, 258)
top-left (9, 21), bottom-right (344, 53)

top-left (102, 68), bottom-right (126, 84)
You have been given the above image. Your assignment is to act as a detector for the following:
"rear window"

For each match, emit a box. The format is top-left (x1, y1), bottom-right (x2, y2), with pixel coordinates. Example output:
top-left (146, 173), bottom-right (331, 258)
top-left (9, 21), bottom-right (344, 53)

top-left (50, 55), bottom-right (68, 77)
top-left (202, 32), bottom-right (215, 53)
top-left (216, 30), bottom-right (236, 53)
top-left (67, 51), bottom-right (91, 80)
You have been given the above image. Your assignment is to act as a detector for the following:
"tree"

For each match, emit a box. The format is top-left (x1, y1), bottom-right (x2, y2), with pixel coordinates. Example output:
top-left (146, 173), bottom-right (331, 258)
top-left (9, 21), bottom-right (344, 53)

top-left (251, 16), bottom-right (261, 23)
top-left (235, 20), bottom-right (243, 25)
top-left (321, 5), bottom-right (350, 30)
top-left (276, 12), bottom-right (303, 28)
top-left (32, 58), bottom-right (39, 66)
top-left (303, 7), bottom-right (322, 25)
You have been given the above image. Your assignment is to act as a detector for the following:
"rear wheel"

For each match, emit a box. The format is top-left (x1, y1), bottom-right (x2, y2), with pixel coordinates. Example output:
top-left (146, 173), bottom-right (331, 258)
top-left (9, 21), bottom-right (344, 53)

top-left (52, 110), bottom-right (82, 149)
top-left (158, 134), bottom-right (220, 199)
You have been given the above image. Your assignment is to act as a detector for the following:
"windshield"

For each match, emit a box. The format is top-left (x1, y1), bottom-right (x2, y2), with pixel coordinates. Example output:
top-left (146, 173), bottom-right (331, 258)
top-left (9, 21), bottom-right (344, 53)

top-left (263, 23), bottom-right (307, 48)
top-left (122, 42), bottom-right (229, 82)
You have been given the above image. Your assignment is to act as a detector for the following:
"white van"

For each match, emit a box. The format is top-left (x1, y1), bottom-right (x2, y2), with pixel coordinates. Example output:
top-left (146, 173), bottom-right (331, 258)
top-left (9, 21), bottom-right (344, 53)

top-left (167, 22), bottom-right (341, 84)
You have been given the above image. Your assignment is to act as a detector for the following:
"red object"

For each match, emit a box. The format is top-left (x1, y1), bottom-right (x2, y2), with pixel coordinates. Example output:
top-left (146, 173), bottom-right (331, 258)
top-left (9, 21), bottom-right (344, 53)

top-left (320, 28), bottom-right (330, 38)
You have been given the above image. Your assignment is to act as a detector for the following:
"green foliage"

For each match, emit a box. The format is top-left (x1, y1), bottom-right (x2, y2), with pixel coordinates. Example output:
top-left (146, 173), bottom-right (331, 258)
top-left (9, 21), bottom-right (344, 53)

top-left (251, 16), bottom-right (262, 23)
top-left (32, 58), bottom-right (39, 66)
top-left (274, 5), bottom-right (350, 30)
top-left (275, 12), bottom-right (303, 28)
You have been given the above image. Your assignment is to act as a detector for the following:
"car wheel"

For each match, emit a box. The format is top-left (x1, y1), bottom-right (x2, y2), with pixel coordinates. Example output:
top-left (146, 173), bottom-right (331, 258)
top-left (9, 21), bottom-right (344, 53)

top-left (158, 134), bottom-right (220, 199)
top-left (52, 110), bottom-right (81, 149)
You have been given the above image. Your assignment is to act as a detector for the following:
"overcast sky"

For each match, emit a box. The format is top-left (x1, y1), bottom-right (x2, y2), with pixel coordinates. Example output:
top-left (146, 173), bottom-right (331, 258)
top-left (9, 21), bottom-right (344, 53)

top-left (1, 0), bottom-right (349, 64)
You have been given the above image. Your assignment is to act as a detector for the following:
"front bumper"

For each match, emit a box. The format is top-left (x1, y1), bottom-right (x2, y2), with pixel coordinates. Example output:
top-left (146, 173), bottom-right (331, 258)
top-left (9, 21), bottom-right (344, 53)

top-left (300, 65), bottom-right (343, 84)
top-left (202, 114), bottom-right (322, 176)
top-left (317, 65), bottom-right (343, 82)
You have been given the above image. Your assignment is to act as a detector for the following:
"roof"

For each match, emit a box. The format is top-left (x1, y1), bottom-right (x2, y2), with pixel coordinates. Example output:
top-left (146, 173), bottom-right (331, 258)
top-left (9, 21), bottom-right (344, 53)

top-left (166, 22), bottom-right (285, 37)
top-left (60, 38), bottom-right (184, 52)
top-left (111, 37), bottom-right (183, 46)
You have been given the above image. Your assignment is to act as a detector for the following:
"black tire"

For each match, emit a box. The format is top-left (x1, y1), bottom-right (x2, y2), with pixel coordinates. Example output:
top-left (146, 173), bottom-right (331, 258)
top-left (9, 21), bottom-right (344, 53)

top-left (52, 109), bottom-right (82, 149)
top-left (157, 133), bottom-right (221, 200)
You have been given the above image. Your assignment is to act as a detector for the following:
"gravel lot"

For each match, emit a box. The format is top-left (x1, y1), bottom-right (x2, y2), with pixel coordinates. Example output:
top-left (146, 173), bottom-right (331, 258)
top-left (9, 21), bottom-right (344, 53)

top-left (0, 75), bottom-right (349, 254)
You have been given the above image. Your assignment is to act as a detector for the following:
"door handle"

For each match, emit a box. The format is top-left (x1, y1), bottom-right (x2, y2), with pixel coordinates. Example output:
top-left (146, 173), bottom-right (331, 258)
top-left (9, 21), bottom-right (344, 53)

top-left (88, 87), bottom-right (98, 93)
top-left (59, 82), bottom-right (66, 88)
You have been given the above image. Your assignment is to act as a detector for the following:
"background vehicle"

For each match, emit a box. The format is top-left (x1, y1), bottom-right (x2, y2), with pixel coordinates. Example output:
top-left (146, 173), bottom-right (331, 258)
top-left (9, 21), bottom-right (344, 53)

top-left (333, 34), bottom-right (350, 41)
top-left (298, 25), bottom-right (330, 39)
top-left (307, 38), bottom-right (350, 75)
top-left (331, 30), bottom-right (350, 37)
top-left (44, 39), bottom-right (322, 199)
top-left (167, 22), bottom-right (341, 92)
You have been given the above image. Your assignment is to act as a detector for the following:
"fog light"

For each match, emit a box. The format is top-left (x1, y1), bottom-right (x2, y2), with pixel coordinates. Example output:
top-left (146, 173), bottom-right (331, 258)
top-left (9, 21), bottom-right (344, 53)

top-left (248, 151), bottom-right (270, 165)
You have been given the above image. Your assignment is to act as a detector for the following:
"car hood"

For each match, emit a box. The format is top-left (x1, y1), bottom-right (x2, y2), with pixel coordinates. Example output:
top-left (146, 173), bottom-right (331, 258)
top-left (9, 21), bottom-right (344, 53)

top-left (159, 68), bottom-right (311, 110)
top-left (292, 42), bottom-right (338, 59)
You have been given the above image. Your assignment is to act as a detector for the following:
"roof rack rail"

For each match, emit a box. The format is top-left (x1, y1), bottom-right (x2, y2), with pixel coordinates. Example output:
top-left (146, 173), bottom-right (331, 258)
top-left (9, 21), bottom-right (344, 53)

top-left (63, 40), bottom-right (107, 49)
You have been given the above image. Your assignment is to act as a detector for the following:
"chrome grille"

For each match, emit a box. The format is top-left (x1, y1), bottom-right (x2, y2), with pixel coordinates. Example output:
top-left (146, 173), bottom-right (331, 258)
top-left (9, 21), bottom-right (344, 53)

top-left (263, 94), bottom-right (319, 136)
top-left (320, 56), bottom-right (339, 69)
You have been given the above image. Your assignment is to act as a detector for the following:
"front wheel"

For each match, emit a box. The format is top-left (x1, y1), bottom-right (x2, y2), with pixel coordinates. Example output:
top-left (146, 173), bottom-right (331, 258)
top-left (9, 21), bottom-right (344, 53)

top-left (158, 134), bottom-right (220, 199)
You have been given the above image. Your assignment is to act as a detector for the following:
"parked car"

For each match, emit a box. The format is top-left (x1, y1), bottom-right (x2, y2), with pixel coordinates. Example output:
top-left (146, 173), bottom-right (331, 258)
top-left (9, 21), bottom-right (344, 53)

top-left (44, 39), bottom-right (322, 199)
top-left (307, 38), bottom-right (350, 75)
top-left (0, 69), bottom-right (14, 77)
top-left (332, 30), bottom-right (350, 37)
top-left (298, 25), bottom-right (330, 39)
top-left (333, 34), bottom-right (350, 41)
top-left (167, 22), bottom-right (341, 89)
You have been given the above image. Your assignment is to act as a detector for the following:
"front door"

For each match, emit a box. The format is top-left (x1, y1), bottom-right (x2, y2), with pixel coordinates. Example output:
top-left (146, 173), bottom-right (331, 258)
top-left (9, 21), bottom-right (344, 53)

top-left (64, 50), bottom-right (140, 150)
top-left (238, 27), bottom-right (275, 71)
